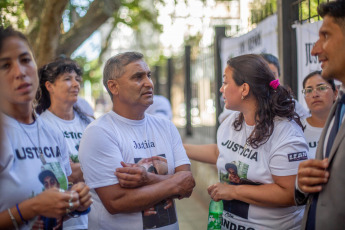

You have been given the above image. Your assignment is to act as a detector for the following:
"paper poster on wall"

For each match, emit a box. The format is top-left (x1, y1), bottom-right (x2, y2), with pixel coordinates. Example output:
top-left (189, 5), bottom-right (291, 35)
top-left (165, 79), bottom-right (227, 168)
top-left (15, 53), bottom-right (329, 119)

top-left (294, 20), bottom-right (322, 109)
top-left (220, 14), bottom-right (278, 73)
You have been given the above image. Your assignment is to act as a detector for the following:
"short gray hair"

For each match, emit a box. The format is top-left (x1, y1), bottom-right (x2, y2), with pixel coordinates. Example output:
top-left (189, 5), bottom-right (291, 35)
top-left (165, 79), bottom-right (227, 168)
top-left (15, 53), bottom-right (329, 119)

top-left (103, 51), bottom-right (144, 98)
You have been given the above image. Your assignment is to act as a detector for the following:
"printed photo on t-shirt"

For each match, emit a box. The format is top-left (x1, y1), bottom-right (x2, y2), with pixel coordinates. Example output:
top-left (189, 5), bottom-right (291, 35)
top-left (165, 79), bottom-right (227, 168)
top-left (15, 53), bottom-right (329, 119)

top-left (220, 161), bottom-right (262, 220)
top-left (32, 162), bottom-right (67, 230)
top-left (134, 154), bottom-right (177, 229)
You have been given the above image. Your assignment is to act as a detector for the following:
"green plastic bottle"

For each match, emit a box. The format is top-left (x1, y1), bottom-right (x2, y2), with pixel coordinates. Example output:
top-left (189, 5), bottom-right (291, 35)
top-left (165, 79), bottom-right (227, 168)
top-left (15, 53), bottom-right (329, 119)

top-left (207, 199), bottom-right (223, 230)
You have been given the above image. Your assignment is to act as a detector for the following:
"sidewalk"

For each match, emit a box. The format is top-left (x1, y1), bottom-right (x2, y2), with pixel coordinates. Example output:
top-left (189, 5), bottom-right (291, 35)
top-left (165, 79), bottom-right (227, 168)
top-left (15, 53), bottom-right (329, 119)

top-left (176, 191), bottom-right (209, 230)
top-left (176, 126), bottom-right (218, 230)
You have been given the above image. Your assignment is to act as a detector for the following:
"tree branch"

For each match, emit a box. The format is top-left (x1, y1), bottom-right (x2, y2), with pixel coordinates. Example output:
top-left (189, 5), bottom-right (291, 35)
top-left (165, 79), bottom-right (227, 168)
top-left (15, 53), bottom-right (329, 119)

top-left (57, 0), bottom-right (121, 57)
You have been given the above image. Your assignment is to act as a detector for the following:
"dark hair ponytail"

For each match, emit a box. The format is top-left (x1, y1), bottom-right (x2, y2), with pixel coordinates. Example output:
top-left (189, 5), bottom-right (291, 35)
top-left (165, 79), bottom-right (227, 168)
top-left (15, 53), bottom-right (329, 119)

top-left (36, 65), bottom-right (51, 114)
top-left (229, 54), bottom-right (303, 149)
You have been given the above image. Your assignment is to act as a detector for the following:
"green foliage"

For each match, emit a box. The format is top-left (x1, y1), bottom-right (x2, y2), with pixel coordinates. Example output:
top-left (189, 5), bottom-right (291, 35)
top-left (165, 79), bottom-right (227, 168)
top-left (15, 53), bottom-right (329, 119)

top-left (74, 56), bottom-right (102, 84)
top-left (0, 0), bottom-right (26, 29)
top-left (114, 0), bottom-right (162, 32)
top-left (299, 0), bottom-right (328, 22)
top-left (73, 56), bottom-right (103, 99)
top-left (250, 0), bottom-right (277, 25)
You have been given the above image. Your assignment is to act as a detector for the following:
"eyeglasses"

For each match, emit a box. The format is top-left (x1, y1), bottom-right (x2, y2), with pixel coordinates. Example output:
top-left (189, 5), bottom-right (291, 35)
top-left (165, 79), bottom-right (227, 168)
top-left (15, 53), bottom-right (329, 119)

top-left (302, 85), bottom-right (331, 97)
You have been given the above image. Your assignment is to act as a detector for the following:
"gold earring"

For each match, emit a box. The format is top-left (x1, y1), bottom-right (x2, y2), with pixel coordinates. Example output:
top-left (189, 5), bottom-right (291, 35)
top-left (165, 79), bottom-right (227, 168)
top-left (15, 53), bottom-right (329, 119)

top-left (241, 95), bottom-right (244, 100)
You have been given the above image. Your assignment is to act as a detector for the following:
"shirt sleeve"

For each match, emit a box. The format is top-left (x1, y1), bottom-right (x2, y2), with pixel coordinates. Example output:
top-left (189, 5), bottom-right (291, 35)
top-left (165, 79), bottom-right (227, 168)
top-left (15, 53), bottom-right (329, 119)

top-left (269, 121), bottom-right (308, 176)
top-left (169, 122), bottom-right (191, 168)
top-left (79, 124), bottom-right (123, 189)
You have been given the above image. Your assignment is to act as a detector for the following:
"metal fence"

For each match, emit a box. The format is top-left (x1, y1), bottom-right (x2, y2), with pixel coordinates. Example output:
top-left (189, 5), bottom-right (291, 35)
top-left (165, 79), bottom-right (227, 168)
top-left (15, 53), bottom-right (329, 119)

top-left (190, 45), bottom-right (217, 139)
top-left (293, 0), bottom-right (330, 23)
top-left (174, 0), bottom-right (333, 139)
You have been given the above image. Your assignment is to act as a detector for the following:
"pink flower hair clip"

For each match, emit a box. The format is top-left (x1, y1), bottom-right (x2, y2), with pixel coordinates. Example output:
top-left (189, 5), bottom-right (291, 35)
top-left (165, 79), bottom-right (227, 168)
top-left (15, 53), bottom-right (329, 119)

top-left (269, 79), bottom-right (280, 90)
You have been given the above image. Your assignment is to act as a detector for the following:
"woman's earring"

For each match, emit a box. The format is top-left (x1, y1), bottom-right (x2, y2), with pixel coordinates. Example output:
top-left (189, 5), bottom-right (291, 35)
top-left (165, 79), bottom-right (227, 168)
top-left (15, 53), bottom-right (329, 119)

top-left (241, 95), bottom-right (244, 100)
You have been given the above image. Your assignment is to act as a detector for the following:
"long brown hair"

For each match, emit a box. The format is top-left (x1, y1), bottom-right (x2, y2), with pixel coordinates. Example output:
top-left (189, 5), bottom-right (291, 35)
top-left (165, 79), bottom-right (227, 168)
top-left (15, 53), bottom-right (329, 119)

top-left (228, 54), bottom-right (303, 149)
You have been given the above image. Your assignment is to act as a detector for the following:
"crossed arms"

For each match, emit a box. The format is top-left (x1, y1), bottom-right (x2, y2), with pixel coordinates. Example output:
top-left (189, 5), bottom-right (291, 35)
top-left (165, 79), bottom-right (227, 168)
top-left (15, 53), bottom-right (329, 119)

top-left (95, 163), bottom-right (195, 214)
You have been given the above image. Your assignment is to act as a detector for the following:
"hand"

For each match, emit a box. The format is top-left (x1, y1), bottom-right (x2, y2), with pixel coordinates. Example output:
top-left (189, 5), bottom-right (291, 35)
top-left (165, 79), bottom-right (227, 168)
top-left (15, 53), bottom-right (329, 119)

top-left (31, 217), bottom-right (44, 230)
top-left (32, 216), bottom-right (63, 230)
top-left (297, 158), bottom-right (329, 193)
top-left (68, 162), bottom-right (84, 183)
top-left (115, 161), bottom-right (150, 188)
top-left (164, 199), bottom-right (173, 209)
top-left (71, 182), bottom-right (93, 212)
top-left (143, 207), bottom-right (157, 216)
top-left (208, 182), bottom-right (235, 201)
top-left (34, 188), bottom-right (80, 218)
top-left (171, 171), bottom-right (195, 199)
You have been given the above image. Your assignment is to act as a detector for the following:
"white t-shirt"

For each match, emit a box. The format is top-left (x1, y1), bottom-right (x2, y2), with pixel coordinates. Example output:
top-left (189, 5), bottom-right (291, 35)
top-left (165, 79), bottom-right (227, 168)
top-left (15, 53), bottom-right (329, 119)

top-left (294, 100), bottom-right (310, 120)
top-left (75, 97), bottom-right (94, 117)
top-left (40, 110), bottom-right (92, 230)
top-left (302, 119), bottom-right (323, 159)
top-left (0, 114), bottom-right (71, 230)
top-left (79, 111), bottom-right (190, 230)
top-left (216, 112), bottom-right (308, 230)
top-left (146, 95), bottom-right (173, 120)
top-left (219, 99), bottom-right (310, 124)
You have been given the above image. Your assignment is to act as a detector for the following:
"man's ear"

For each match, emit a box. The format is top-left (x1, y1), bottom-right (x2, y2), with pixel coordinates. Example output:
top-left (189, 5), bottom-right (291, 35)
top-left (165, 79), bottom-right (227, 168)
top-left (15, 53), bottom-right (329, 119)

top-left (107, 79), bottom-right (119, 96)
top-left (242, 83), bottom-right (250, 97)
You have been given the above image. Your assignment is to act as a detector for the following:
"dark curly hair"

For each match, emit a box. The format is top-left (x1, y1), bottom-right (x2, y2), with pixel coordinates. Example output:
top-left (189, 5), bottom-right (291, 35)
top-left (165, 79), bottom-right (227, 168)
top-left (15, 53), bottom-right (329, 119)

top-left (227, 54), bottom-right (303, 149)
top-left (35, 58), bottom-right (92, 124)
top-left (318, 0), bottom-right (345, 33)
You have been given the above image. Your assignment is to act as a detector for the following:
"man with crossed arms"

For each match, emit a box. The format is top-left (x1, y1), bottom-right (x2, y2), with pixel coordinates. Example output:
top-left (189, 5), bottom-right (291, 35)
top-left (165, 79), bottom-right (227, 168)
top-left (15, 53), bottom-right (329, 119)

top-left (79, 52), bottom-right (195, 230)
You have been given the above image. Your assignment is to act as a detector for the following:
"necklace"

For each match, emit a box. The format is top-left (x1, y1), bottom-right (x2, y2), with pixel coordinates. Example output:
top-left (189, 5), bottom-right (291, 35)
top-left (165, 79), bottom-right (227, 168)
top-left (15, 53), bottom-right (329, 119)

top-left (243, 124), bottom-right (250, 152)
top-left (17, 116), bottom-right (47, 165)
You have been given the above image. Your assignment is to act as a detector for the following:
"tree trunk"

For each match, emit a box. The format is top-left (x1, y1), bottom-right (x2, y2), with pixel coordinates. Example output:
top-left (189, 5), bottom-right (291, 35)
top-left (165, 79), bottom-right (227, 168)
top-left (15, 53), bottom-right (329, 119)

top-left (23, 0), bottom-right (121, 68)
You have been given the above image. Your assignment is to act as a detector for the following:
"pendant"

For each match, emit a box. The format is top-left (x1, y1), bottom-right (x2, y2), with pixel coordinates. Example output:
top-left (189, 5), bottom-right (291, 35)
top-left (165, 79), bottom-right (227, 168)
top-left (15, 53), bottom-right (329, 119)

top-left (39, 149), bottom-right (47, 165)
top-left (243, 141), bottom-right (249, 152)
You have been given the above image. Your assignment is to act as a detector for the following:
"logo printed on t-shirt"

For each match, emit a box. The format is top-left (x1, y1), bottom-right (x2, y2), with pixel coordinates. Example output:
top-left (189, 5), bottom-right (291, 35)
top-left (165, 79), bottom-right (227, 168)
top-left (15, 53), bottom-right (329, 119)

top-left (287, 151), bottom-right (308, 162)
top-left (133, 140), bottom-right (156, 149)
top-left (63, 131), bottom-right (83, 139)
top-left (15, 146), bottom-right (61, 160)
top-left (221, 140), bottom-right (258, 162)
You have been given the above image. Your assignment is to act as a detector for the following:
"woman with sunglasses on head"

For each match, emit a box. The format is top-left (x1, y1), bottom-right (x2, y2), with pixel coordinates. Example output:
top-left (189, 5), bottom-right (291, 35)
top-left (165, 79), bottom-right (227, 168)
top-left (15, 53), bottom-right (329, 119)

top-left (0, 26), bottom-right (92, 230)
top-left (184, 54), bottom-right (308, 229)
top-left (301, 71), bottom-right (338, 159)
top-left (36, 58), bottom-right (93, 230)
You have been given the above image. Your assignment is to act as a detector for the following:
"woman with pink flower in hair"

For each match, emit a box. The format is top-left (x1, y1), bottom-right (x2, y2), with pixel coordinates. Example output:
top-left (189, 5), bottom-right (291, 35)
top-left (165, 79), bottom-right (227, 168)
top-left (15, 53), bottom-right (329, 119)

top-left (184, 54), bottom-right (308, 229)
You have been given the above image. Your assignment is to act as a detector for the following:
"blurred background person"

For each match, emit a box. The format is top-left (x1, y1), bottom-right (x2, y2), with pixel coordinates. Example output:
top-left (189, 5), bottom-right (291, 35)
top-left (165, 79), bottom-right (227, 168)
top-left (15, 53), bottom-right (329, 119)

top-left (0, 26), bottom-right (92, 229)
top-left (301, 70), bottom-right (338, 159)
top-left (146, 95), bottom-right (173, 120)
top-left (75, 97), bottom-right (94, 117)
top-left (36, 58), bottom-right (93, 230)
